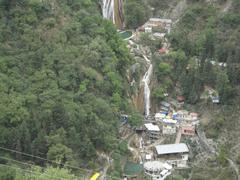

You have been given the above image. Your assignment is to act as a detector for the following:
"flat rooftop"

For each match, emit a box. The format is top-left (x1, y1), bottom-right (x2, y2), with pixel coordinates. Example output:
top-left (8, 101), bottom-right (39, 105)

top-left (155, 143), bottom-right (189, 155)
top-left (144, 123), bottom-right (160, 131)
top-left (144, 161), bottom-right (172, 171)
top-left (149, 18), bottom-right (172, 23)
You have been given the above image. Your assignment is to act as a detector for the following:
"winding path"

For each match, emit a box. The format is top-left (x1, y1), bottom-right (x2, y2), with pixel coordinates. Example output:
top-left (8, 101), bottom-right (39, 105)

top-left (127, 134), bottom-right (143, 164)
top-left (227, 158), bottom-right (240, 180)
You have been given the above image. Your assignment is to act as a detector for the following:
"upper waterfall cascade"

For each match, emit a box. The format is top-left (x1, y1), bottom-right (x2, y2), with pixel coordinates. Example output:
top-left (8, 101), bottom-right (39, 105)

top-left (102, 0), bottom-right (124, 29)
top-left (142, 55), bottom-right (153, 117)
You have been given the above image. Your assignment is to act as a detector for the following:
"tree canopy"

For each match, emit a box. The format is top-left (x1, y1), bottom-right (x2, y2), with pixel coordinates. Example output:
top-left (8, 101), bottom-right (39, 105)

top-left (0, 0), bottom-right (138, 174)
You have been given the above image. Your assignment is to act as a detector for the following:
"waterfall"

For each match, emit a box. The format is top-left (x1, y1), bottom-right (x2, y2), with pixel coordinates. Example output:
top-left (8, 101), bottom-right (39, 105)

top-left (142, 55), bottom-right (153, 117)
top-left (102, 0), bottom-right (124, 29)
top-left (102, 0), bottom-right (114, 22)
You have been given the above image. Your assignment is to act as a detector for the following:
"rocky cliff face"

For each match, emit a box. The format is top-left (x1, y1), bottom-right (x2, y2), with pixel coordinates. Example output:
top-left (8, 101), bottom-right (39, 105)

top-left (131, 86), bottom-right (145, 114)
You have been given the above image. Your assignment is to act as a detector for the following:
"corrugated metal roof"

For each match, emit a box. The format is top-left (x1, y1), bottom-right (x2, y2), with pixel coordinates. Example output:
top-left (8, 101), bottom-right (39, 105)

top-left (162, 119), bottom-right (177, 124)
top-left (160, 101), bottom-right (170, 107)
top-left (155, 143), bottom-right (189, 155)
top-left (155, 113), bottom-right (166, 118)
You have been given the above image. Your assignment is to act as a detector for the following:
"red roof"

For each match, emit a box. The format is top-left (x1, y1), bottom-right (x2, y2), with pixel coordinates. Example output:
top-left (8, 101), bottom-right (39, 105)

top-left (159, 48), bottom-right (167, 54)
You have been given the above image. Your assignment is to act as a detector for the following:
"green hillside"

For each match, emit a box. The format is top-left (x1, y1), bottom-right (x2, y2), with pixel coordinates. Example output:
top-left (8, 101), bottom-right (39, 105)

top-left (0, 0), bottom-right (140, 178)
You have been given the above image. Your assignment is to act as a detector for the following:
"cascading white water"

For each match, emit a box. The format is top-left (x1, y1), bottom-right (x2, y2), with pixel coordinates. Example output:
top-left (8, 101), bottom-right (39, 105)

top-left (142, 55), bottom-right (153, 117)
top-left (102, 0), bottom-right (124, 29)
top-left (102, 0), bottom-right (115, 23)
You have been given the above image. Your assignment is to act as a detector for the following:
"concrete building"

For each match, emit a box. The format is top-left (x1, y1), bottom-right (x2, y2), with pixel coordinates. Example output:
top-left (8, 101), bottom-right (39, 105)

top-left (162, 125), bottom-right (176, 135)
top-left (176, 110), bottom-right (189, 121)
top-left (145, 27), bottom-right (152, 33)
top-left (211, 96), bottom-right (220, 104)
top-left (145, 154), bottom-right (152, 161)
top-left (148, 18), bottom-right (172, 33)
top-left (181, 125), bottom-right (195, 136)
top-left (154, 143), bottom-right (189, 168)
top-left (142, 18), bottom-right (172, 35)
top-left (160, 106), bottom-right (169, 112)
top-left (144, 123), bottom-right (161, 139)
top-left (153, 32), bottom-right (166, 39)
top-left (144, 161), bottom-right (172, 180)
top-left (160, 101), bottom-right (171, 108)
top-left (189, 112), bottom-right (198, 121)
top-left (155, 113), bottom-right (166, 121)
top-left (188, 113), bottom-right (199, 125)
top-left (162, 118), bottom-right (177, 125)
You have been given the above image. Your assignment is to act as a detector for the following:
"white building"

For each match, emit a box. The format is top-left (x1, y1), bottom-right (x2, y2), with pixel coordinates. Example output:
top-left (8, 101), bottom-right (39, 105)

top-left (145, 27), bottom-right (152, 33)
top-left (144, 123), bottom-right (161, 139)
top-left (162, 118), bottom-right (177, 125)
top-left (154, 143), bottom-right (189, 168)
top-left (144, 161), bottom-right (172, 180)
top-left (211, 96), bottom-right (220, 104)
top-left (162, 125), bottom-right (176, 135)
top-left (142, 18), bottom-right (172, 34)
top-left (155, 113), bottom-right (166, 121)
top-left (145, 154), bottom-right (152, 161)
top-left (153, 32), bottom-right (166, 39)
top-left (176, 110), bottom-right (189, 121)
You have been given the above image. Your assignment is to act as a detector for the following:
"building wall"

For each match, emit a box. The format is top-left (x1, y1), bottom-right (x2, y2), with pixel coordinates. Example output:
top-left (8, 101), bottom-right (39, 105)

top-left (156, 154), bottom-right (189, 168)
top-left (166, 158), bottom-right (188, 168)
top-left (181, 127), bottom-right (195, 136)
top-left (162, 126), bottom-right (176, 135)
top-left (146, 131), bottom-right (160, 139)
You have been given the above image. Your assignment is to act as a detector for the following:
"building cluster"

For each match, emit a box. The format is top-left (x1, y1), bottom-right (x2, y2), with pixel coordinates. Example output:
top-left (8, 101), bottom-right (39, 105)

top-left (123, 17), bottom-right (202, 180)
top-left (144, 161), bottom-right (172, 180)
top-left (142, 142), bottom-right (190, 180)
top-left (139, 18), bottom-right (172, 35)
top-left (136, 18), bottom-right (172, 56)
top-left (139, 97), bottom-right (199, 179)
top-left (151, 100), bottom-right (199, 137)
top-left (200, 86), bottom-right (220, 104)
top-left (126, 18), bottom-right (173, 58)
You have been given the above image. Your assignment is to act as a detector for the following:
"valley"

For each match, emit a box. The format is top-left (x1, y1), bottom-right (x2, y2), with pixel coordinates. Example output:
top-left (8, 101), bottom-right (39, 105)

top-left (0, 0), bottom-right (239, 180)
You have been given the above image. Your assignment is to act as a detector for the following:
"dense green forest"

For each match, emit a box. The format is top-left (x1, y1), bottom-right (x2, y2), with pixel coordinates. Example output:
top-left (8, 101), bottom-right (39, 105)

top-left (124, 0), bottom-right (150, 29)
top-left (0, 0), bottom-right (240, 179)
top-left (147, 0), bottom-right (240, 105)
top-left (168, 0), bottom-right (239, 103)
top-left (0, 0), bottom-right (140, 178)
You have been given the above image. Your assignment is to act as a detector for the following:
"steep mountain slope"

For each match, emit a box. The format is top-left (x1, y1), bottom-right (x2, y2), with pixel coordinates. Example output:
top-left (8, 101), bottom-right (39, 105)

top-left (0, 0), bottom-right (138, 177)
top-left (123, 0), bottom-right (240, 179)
top-left (143, 0), bottom-right (240, 179)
